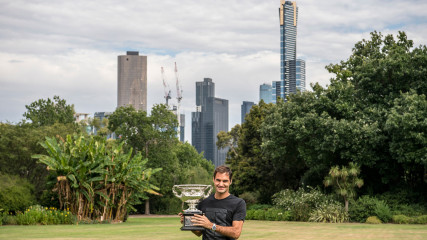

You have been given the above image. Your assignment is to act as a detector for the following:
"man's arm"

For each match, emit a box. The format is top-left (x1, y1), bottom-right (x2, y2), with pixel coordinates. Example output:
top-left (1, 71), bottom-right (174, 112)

top-left (192, 214), bottom-right (244, 239)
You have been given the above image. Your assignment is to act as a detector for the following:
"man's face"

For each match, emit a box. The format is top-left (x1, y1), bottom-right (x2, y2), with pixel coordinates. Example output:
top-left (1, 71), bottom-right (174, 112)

top-left (213, 172), bottom-right (232, 194)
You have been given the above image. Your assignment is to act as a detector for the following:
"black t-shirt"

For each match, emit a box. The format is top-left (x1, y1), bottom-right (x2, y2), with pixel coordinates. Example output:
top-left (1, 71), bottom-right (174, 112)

top-left (197, 194), bottom-right (246, 240)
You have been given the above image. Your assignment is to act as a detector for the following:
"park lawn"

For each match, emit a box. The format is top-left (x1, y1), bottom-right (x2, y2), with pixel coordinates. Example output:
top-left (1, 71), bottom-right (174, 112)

top-left (0, 216), bottom-right (426, 240)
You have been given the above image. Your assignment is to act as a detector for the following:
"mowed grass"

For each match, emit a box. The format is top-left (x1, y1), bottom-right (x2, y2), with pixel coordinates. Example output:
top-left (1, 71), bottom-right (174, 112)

top-left (1, 216), bottom-right (426, 240)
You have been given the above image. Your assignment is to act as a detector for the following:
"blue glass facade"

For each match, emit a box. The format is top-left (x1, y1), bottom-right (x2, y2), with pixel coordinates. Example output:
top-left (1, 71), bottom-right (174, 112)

top-left (260, 83), bottom-right (273, 104)
top-left (241, 101), bottom-right (255, 123)
top-left (192, 78), bottom-right (228, 167)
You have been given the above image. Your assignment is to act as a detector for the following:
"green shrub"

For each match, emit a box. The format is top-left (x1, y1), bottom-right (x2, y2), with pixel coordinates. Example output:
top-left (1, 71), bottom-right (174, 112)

top-left (366, 216), bottom-right (382, 224)
top-left (309, 202), bottom-right (348, 223)
top-left (247, 204), bottom-right (273, 210)
top-left (2, 213), bottom-right (17, 225)
top-left (374, 200), bottom-right (392, 223)
top-left (0, 173), bottom-right (36, 212)
top-left (412, 215), bottom-right (427, 224)
top-left (273, 187), bottom-right (335, 221)
top-left (246, 209), bottom-right (255, 220)
top-left (392, 214), bottom-right (410, 224)
top-left (349, 195), bottom-right (381, 223)
top-left (392, 204), bottom-right (427, 217)
top-left (253, 209), bottom-right (265, 220)
top-left (9, 205), bottom-right (76, 225)
top-left (240, 192), bottom-right (259, 206)
top-left (246, 208), bottom-right (290, 221)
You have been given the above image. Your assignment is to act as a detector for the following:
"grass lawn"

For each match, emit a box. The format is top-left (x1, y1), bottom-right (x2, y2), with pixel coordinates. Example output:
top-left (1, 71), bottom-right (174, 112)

top-left (1, 216), bottom-right (426, 240)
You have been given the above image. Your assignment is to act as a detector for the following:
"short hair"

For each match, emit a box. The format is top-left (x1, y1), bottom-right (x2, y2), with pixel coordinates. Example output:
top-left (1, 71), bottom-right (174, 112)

top-left (213, 165), bottom-right (232, 181)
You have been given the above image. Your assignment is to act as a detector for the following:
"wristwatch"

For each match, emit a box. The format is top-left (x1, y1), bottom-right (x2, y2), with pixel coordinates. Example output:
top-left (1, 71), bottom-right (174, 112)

top-left (211, 223), bottom-right (217, 232)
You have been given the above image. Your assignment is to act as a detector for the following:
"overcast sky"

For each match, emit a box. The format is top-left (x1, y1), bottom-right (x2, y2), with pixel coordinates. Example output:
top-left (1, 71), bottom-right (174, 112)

top-left (1, 0), bottom-right (426, 143)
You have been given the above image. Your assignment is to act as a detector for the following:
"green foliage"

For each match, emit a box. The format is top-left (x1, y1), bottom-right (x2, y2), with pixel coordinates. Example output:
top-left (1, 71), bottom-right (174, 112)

top-left (246, 208), bottom-right (291, 221)
top-left (0, 173), bottom-right (36, 212)
top-left (223, 101), bottom-right (285, 203)
top-left (391, 214), bottom-right (427, 224)
top-left (391, 204), bottom-right (427, 217)
top-left (258, 31), bottom-right (427, 204)
top-left (324, 162), bottom-right (364, 212)
top-left (239, 192), bottom-right (260, 206)
top-left (365, 216), bottom-right (382, 224)
top-left (0, 122), bottom-right (79, 200)
top-left (13, 205), bottom-right (76, 225)
top-left (23, 96), bottom-right (75, 126)
top-left (253, 209), bottom-right (265, 220)
top-left (33, 134), bottom-right (161, 222)
top-left (248, 204), bottom-right (273, 210)
top-left (412, 215), bottom-right (427, 224)
top-left (272, 187), bottom-right (336, 221)
top-left (392, 214), bottom-right (410, 224)
top-left (374, 200), bottom-right (392, 223)
top-left (309, 202), bottom-right (349, 223)
top-left (349, 195), bottom-right (392, 223)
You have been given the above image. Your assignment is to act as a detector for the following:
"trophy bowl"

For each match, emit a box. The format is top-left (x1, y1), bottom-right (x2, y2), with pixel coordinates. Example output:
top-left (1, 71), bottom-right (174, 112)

top-left (173, 184), bottom-right (212, 231)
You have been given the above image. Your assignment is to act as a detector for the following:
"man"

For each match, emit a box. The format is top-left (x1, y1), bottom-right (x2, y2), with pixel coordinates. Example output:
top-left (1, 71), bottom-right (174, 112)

top-left (179, 165), bottom-right (246, 239)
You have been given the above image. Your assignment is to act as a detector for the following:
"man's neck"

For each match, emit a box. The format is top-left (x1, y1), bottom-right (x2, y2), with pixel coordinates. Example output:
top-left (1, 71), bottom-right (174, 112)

top-left (214, 192), bottom-right (230, 200)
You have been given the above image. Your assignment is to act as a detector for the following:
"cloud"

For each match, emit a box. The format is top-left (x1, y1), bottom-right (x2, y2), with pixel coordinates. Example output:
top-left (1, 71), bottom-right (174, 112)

top-left (1, 0), bottom-right (426, 143)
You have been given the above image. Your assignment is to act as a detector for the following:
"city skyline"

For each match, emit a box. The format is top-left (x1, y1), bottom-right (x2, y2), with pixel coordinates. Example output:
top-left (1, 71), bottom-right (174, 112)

top-left (1, 0), bottom-right (426, 143)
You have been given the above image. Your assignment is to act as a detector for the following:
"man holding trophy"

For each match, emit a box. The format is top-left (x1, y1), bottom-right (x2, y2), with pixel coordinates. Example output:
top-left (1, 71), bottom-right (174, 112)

top-left (176, 165), bottom-right (246, 239)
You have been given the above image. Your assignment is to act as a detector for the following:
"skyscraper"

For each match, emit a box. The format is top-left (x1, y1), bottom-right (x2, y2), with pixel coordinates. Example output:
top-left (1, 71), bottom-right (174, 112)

top-left (241, 101), bottom-right (255, 123)
top-left (275, 0), bottom-right (305, 102)
top-left (192, 78), bottom-right (229, 166)
top-left (296, 59), bottom-right (306, 92)
top-left (117, 51), bottom-right (147, 111)
top-left (260, 83), bottom-right (272, 104)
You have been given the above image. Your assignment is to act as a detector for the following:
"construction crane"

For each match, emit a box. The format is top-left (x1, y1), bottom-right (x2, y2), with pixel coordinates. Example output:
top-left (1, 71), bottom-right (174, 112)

top-left (175, 62), bottom-right (183, 131)
top-left (161, 66), bottom-right (172, 106)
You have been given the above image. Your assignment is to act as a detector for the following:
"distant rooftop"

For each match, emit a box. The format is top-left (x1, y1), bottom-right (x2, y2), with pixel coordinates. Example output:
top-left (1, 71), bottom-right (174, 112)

top-left (126, 51), bottom-right (139, 55)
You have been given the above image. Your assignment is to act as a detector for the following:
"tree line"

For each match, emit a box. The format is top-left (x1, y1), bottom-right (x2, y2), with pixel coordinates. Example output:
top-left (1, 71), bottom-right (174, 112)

top-left (218, 31), bottom-right (427, 205)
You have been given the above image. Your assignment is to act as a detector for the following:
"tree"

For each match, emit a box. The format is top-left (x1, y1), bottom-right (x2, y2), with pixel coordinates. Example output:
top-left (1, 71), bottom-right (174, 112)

top-left (219, 100), bottom-right (284, 203)
top-left (385, 90), bottom-right (427, 189)
top-left (0, 122), bottom-right (79, 201)
top-left (260, 31), bottom-right (426, 202)
top-left (33, 134), bottom-right (161, 221)
top-left (324, 162), bottom-right (364, 212)
top-left (108, 104), bottom-right (181, 214)
top-left (23, 96), bottom-right (75, 126)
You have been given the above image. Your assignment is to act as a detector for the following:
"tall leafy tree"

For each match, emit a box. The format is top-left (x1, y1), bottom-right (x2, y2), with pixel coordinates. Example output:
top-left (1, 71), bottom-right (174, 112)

top-left (23, 96), bottom-right (75, 126)
top-left (0, 122), bottom-right (79, 200)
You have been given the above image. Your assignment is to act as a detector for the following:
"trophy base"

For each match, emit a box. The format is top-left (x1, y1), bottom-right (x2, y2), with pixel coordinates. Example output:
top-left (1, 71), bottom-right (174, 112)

top-left (180, 226), bottom-right (205, 231)
top-left (181, 210), bottom-right (205, 231)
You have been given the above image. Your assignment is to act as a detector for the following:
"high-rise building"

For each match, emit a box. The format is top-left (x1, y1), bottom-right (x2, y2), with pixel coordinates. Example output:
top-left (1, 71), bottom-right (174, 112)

top-left (275, 0), bottom-right (305, 102)
top-left (192, 78), bottom-right (229, 166)
top-left (117, 51), bottom-right (147, 111)
top-left (260, 83), bottom-right (272, 104)
top-left (296, 59), bottom-right (306, 92)
top-left (241, 101), bottom-right (255, 123)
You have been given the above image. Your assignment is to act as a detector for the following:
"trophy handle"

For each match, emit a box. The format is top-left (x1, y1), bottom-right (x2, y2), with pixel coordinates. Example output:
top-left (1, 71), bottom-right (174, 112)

top-left (172, 185), bottom-right (182, 198)
top-left (204, 185), bottom-right (213, 198)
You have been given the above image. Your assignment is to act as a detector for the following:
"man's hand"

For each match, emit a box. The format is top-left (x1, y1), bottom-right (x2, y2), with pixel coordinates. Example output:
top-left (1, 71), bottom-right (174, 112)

top-left (191, 214), bottom-right (213, 229)
top-left (178, 212), bottom-right (184, 224)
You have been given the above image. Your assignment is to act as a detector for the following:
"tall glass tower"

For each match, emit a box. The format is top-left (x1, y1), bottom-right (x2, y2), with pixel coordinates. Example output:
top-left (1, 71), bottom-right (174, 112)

top-left (260, 83), bottom-right (272, 104)
top-left (275, 1), bottom-right (305, 102)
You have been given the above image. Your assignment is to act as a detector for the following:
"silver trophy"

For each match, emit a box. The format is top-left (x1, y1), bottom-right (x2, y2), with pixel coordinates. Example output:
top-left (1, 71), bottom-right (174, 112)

top-left (173, 184), bottom-right (213, 231)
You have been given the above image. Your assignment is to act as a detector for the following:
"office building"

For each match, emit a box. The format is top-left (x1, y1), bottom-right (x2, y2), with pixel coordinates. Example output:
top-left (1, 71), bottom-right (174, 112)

top-left (296, 59), bottom-right (306, 92)
top-left (192, 78), bottom-right (229, 166)
top-left (275, 0), bottom-right (305, 102)
top-left (260, 83), bottom-right (272, 104)
top-left (117, 51), bottom-right (147, 111)
top-left (241, 101), bottom-right (255, 123)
